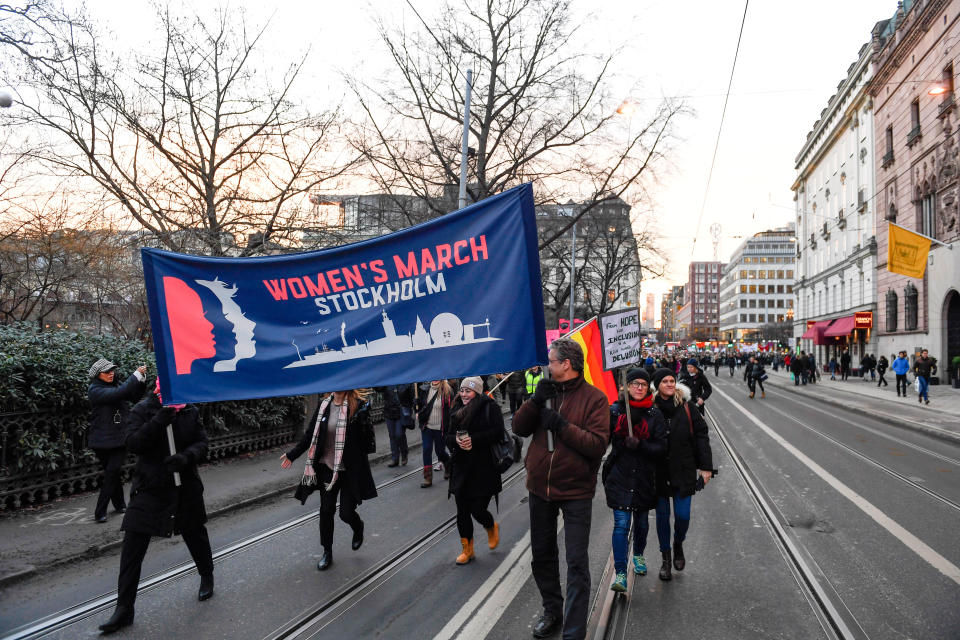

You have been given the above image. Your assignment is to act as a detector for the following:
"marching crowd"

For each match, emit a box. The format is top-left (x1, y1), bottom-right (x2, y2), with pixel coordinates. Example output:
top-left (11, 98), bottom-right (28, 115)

top-left (83, 337), bottom-right (937, 638)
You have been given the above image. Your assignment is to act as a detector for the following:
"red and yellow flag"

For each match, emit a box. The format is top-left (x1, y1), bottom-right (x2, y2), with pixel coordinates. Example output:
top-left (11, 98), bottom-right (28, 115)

top-left (567, 318), bottom-right (619, 404)
top-left (887, 222), bottom-right (931, 278)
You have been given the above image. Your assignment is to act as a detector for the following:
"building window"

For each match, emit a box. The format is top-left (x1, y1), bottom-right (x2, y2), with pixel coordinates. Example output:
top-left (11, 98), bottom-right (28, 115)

top-left (908, 100), bottom-right (921, 145)
top-left (904, 283), bottom-right (918, 331)
top-left (886, 289), bottom-right (898, 332)
top-left (883, 126), bottom-right (894, 167)
top-left (921, 186), bottom-right (936, 238)
top-left (749, 314), bottom-right (756, 323)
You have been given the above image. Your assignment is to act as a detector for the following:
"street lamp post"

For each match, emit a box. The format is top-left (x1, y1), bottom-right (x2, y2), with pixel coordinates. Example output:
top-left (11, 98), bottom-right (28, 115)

top-left (568, 221), bottom-right (576, 334)
top-left (458, 69), bottom-right (473, 210)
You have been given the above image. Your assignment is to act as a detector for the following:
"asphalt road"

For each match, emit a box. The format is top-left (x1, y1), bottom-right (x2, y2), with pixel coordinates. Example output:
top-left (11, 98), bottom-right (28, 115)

top-left (706, 373), bottom-right (960, 640)
top-left (3, 386), bottom-right (959, 639)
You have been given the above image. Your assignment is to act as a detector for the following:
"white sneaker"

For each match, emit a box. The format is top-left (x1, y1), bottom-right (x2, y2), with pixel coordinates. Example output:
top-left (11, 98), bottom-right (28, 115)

top-left (433, 462), bottom-right (443, 471)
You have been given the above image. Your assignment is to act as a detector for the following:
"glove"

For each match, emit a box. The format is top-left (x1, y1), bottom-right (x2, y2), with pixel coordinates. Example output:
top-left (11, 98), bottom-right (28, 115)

top-left (163, 453), bottom-right (189, 472)
top-left (413, 397), bottom-right (423, 412)
top-left (158, 406), bottom-right (177, 422)
top-left (540, 407), bottom-right (567, 434)
top-left (531, 379), bottom-right (559, 408)
top-left (624, 435), bottom-right (640, 450)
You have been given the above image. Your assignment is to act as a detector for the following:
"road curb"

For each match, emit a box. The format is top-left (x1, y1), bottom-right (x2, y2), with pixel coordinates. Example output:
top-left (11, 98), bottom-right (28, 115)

top-left (0, 438), bottom-right (426, 589)
top-left (763, 377), bottom-right (960, 446)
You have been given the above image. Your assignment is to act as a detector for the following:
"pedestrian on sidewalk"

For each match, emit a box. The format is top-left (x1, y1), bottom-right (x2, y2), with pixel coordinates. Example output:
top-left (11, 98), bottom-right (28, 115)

top-left (416, 380), bottom-right (454, 487)
top-left (603, 368), bottom-right (667, 592)
top-left (914, 349), bottom-right (937, 405)
top-left (807, 353), bottom-right (818, 385)
top-left (840, 349), bottom-right (852, 381)
top-left (513, 338), bottom-right (609, 640)
top-left (860, 354), bottom-right (871, 381)
top-left (869, 354), bottom-right (877, 382)
top-left (877, 356), bottom-right (889, 387)
top-left (377, 383), bottom-right (414, 467)
top-left (892, 351), bottom-right (911, 397)
top-left (445, 376), bottom-right (503, 565)
top-left (728, 355), bottom-right (736, 377)
top-left (98, 380), bottom-right (213, 635)
top-left (282, 389), bottom-right (378, 571)
top-left (790, 352), bottom-right (805, 386)
top-left (651, 368), bottom-right (714, 582)
top-left (506, 370), bottom-right (526, 415)
top-left (828, 357), bottom-right (838, 380)
top-left (679, 358), bottom-right (712, 415)
top-left (87, 358), bottom-right (147, 523)
top-left (713, 356), bottom-right (721, 377)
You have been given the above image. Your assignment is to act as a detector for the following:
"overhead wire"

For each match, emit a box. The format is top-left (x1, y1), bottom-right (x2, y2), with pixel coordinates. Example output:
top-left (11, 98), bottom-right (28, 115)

top-left (690, 0), bottom-right (750, 258)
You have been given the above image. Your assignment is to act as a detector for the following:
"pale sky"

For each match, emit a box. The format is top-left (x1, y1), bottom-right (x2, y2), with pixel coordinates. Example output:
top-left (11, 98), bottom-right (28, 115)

top-left (74, 0), bottom-right (892, 318)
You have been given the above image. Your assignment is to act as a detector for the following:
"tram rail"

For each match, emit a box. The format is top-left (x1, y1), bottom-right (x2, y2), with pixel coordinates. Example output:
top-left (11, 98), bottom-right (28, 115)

top-left (590, 406), bottom-right (867, 640)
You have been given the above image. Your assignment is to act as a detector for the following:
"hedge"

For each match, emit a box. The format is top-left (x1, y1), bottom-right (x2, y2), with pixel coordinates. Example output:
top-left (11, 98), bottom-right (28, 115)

top-left (0, 323), bottom-right (303, 473)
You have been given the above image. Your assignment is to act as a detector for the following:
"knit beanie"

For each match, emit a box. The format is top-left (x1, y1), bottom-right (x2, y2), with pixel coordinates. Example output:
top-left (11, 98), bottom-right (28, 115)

top-left (626, 367), bottom-right (650, 384)
top-left (652, 367), bottom-right (676, 389)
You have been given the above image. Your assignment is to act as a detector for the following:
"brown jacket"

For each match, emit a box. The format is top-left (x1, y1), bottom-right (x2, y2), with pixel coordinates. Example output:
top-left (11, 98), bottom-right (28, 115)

top-left (513, 375), bottom-right (610, 501)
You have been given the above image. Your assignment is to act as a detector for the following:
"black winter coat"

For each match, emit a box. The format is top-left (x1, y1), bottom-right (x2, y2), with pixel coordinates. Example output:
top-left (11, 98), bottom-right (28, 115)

top-left (654, 395), bottom-right (713, 498)
top-left (87, 374), bottom-right (146, 450)
top-left (121, 395), bottom-right (208, 537)
top-left (377, 384), bottom-right (414, 421)
top-left (678, 369), bottom-right (712, 404)
top-left (287, 399), bottom-right (378, 505)
top-left (445, 394), bottom-right (504, 499)
top-left (603, 399), bottom-right (667, 511)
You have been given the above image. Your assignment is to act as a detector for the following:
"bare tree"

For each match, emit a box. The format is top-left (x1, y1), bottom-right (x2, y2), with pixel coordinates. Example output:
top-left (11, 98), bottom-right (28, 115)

top-left (1, 1), bottom-right (355, 256)
top-left (350, 0), bottom-right (683, 246)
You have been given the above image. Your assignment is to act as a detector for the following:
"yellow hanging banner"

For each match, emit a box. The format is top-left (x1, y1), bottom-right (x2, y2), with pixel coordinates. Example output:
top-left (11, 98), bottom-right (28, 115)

top-left (887, 222), bottom-right (931, 278)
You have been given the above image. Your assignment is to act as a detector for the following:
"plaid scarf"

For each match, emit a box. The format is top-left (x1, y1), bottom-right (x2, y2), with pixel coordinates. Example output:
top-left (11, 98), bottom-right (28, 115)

top-left (301, 395), bottom-right (349, 491)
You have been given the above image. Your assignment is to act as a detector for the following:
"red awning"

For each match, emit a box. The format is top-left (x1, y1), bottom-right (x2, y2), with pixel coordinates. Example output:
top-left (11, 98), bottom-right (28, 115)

top-left (824, 315), bottom-right (856, 338)
top-left (801, 320), bottom-right (831, 341)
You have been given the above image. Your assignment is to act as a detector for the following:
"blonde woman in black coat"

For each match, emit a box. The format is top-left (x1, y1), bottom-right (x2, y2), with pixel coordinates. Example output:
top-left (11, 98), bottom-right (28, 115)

top-left (282, 389), bottom-right (377, 571)
top-left (445, 376), bottom-right (503, 565)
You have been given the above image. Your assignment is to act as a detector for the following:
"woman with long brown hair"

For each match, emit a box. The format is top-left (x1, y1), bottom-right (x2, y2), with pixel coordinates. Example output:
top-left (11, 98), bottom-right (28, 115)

top-left (417, 379), bottom-right (454, 488)
top-left (281, 389), bottom-right (377, 571)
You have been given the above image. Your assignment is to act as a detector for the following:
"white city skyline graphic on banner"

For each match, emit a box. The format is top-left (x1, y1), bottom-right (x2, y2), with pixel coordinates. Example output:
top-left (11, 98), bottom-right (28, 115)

top-left (285, 310), bottom-right (499, 368)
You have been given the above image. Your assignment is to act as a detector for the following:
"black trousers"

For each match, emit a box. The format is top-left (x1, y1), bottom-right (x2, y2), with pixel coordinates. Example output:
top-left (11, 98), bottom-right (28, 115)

top-left (748, 378), bottom-right (765, 394)
top-left (455, 493), bottom-right (494, 539)
top-left (94, 448), bottom-right (127, 518)
top-left (319, 476), bottom-right (362, 550)
top-left (508, 391), bottom-right (524, 415)
top-left (528, 493), bottom-right (592, 640)
top-left (896, 373), bottom-right (909, 395)
top-left (877, 372), bottom-right (888, 386)
top-left (117, 527), bottom-right (213, 609)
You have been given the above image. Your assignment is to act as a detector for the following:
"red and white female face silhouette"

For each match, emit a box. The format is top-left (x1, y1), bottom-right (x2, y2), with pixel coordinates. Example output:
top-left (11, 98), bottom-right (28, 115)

top-left (163, 277), bottom-right (216, 375)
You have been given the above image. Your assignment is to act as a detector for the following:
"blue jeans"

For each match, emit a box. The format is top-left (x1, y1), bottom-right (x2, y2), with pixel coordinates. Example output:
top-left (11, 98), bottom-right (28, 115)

top-left (421, 428), bottom-right (448, 467)
top-left (385, 418), bottom-right (408, 463)
top-left (655, 495), bottom-right (692, 552)
top-left (611, 510), bottom-right (649, 573)
top-left (918, 376), bottom-right (929, 401)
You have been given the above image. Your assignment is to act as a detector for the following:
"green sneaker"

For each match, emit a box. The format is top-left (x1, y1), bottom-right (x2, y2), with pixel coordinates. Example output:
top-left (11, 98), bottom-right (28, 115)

top-left (633, 555), bottom-right (647, 575)
top-left (611, 571), bottom-right (628, 592)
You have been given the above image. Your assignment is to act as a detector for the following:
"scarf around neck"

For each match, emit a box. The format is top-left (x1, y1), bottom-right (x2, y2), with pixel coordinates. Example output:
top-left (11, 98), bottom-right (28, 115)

top-left (302, 395), bottom-right (349, 491)
top-left (615, 393), bottom-right (654, 440)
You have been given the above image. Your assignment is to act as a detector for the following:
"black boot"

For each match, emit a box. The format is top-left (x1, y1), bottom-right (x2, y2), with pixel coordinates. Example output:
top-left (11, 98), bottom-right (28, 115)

top-left (387, 459), bottom-right (399, 468)
top-left (317, 547), bottom-right (333, 571)
top-left (98, 606), bottom-right (134, 634)
top-left (351, 521), bottom-right (364, 551)
top-left (198, 574), bottom-right (214, 601)
top-left (532, 611), bottom-right (562, 638)
top-left (673, 540), bottom-right (685, 571)
top-left (659, 550), bottom-right (672, 581)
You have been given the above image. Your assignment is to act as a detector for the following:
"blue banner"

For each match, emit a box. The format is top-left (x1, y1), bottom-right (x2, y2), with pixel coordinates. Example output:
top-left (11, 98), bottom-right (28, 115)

top-left (142, 183), bottom-right (547, 404)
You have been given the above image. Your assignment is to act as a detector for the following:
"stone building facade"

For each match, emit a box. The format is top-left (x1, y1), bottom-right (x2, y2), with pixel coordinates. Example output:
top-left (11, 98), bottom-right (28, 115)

top-left (792, 37), bottom-right (878, 368)
top-left (869, 0), bottom-right (960, 382)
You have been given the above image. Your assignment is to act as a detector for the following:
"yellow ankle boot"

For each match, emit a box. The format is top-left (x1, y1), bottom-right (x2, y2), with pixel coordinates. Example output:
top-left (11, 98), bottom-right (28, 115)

top-left (485, 523), bottom-right (500, 549)
top-left (456, 538), bottom-right (474, 565)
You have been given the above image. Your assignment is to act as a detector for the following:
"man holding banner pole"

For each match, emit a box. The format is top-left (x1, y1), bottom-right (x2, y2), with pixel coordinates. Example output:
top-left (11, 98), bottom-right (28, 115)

top-left (513, 338), bottom-right (609, 640)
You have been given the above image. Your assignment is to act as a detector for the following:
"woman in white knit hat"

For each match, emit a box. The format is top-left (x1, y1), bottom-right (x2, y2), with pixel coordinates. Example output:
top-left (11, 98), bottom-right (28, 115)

top-left (445, 376), bottom-right (503, 565)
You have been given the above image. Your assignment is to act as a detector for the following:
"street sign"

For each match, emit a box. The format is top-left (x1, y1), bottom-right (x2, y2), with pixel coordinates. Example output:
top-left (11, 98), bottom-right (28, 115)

top-left (598, 308), bottom-right (641, 371)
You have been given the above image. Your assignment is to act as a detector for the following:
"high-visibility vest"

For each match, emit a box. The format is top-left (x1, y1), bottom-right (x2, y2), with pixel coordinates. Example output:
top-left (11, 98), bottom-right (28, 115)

top-left (524, 371), bottom-right (543, 395)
